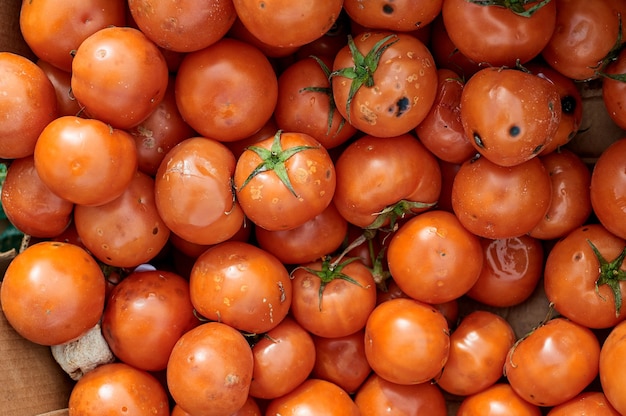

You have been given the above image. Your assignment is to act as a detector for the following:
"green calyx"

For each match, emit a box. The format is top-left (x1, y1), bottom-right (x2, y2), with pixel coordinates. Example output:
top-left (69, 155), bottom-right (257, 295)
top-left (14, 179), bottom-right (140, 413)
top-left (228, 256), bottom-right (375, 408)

top-left (588, 239), bottom-right (626, 317)
top-left (468, 0), bottom-right (552, 17)
top-left (329, 34), bottom-right (399, 123)
top-left (595, 13), bottom-right (625, 80)
top-left (238, 130), bottom-right (319, 198)
top-left (365, 199), bottom-right (436, 230)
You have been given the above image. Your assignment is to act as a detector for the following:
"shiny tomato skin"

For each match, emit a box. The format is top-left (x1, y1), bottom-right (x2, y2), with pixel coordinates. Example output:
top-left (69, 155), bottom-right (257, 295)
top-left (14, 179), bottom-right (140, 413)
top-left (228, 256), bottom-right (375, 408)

top-left (429, 15), bottom-right (481, 80)
top-left (265, 378), bottom-right (360, 416)
top-left (603, 49), bottom-right (626, 130)
top-left (101, 270), bottom-right (199, 372)
top-left (590, 137), bottom-right (626, 239)
top-left (166, 322), bottom-right (254, 416)
top-left (343, 0), bottom-right (442, 32)
top-left (36, 59), bottom-right (82, 117)
top-left (0, 241), bottom-right (106, 346)
top-left (364, 297), bottom-right (450, 385)
top-left (504, 317), bottom-right (601, 407)
top-left (600, 319), bottom-right (626, 414)
top-left (456, 383), bottom-right (541, 416)
top-left (547, 391), bottom-right (621, 415)
top-left (332, 32), bottom-right (438, 138)
top-left (68, 362), bottom-right (169, 416)
top-left (189, 241), bottom-right (292, 334)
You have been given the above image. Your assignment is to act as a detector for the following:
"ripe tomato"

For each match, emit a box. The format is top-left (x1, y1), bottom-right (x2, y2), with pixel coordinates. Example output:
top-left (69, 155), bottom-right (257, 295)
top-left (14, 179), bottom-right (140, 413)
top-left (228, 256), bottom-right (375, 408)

top-left (547, 391), bottom-right (621, 415)
top-left (290, 257), bottom-right (377, 338)
top-left (189, 241), bottom-right (292, 334)
top-left (1, 156), bottom-right (73, 238)
top-left (36, 59), bottom-right (82, 118)
top-left (34, 116), bottom-right (138, 207)
top-left (0, 241), bottom-right (105, 346)
top-left (333, 133), bottom-right (441, 229)
top-left (128, 0), bottom-right (236, 52)
top-left (342, 0), bottom-right (442, 32)
top-left (466, 235), bottom-right (544, 308)
top-left (234, 130), bottom-right (336, 231)
top-left (451, 155), bottom-right (552, 239)
top-left (504, 317), bottom-right (601, 407)
top-left (167, 322), bottom-right (254, 416)
top-left (154, 136), bottom-right (244, 246)
top-left (175, 37), bottom-right (277, 142)
top-left (331, 32), bottom-right (438, 138)
top-left (602, 48), bottom-right (626, 130)
top-left (442, 0), bottom-right (557, 67)
top-left (265, 378), bottom-right (360, 416)
top-left (600, 319), bottom-right (626, 414)
top-left (364, 297), bottom-right (450, 385)
top-left (248, 317), bottom-right (316, 399)
top-left (71, 26), bottom-right (169, 129)
top-left (435, 311), bottom-right (516, 396)
top-left (101, 269), bottom-right (199, 372)
top-left (544, 223), bottom-right (626, 328)
top-left (460, 67), bottom-right (562, 167)
top-left (232, 0), bottom-right (343, 48)
top-left (0, 52), bottom-right (58, 159)
top-left (68, 362), bottom-right (169, 416)
top-left (354, 373), bottom-right (447, 416)
top-left (429, 14), bottom-right (481, 80)
top-left (456, 383), bottom-right (541, 416)
top-left (590, 136), bottom-right (626, 239)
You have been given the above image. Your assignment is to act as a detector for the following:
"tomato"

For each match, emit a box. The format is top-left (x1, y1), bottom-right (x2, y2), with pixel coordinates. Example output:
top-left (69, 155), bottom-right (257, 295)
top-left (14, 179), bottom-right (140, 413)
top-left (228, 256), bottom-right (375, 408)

top-left (333, 133), bottom-right (441, 229)
top-left (311, 329), bottom-right (372, 394)
top-left (415, 68), bottom-right (476, 164)
top-left (248, 316), bottom-right (316, 399)
top-left (1, 156), bottom-right (73, 238)
top-left (544, 223), bottom-right (626, 328)
top-left (0, 52), bottom-right (58, 159)
top-left (331, 32), bottom-right (437, 138)
top-left (232, 0), bottom-right (343, 48)
top-left (466, 235), bottom-right (544, 308)
top-left (128, 0), bottom-right (236, 52)
top-left (226, 17), bottom-right (301, 59)
top-left (451, 155), bottom-right (552, 239)
top-left (547, 391), bottom-right (621, 415)
top-left (542, 0), bottom-right (626, 81)
top-left (274, 56), bottom-right (357, 150)
top-left (71, 26), bottom-right (169, 130)
top-left (504, 317), bottom-right (601, 407)
top-left (19, 0), bottom-right (127, 73)
top-left (460, 67), bottom-right (562, 167)
top-left (290, 257), bottom-right (377, 338)
top-left (175, 37), bottom-right (278, 142)
top-left (234, 130), bottom-right (336, 231)
top-left (68, 362), bottom-right (169, 416)
top-left (265, 378), bottom-right (360, 416)
top-left (442, 0), bottom-right (557, 67)
top-left (295, 10), bottom-right (351, 60)
top-left (342, 0), bottom-right (442, 32)
top-left (167, 322), bottom-right (254, 416)
top-left (34, 116), bottom-right (138, 207)
top-left (428, 15), bottom-right (481, 80)
top-left (189, 241), bottom-right (292, 334)
top-left (172, 398), bottom-right (263, 416)
top-left (354, 373), bottom-right (447, 416)
top-left (600, 319), bottom-right (626, 414)
top-left (0, 241), bottom-right (106, 346)
top-left (590, 136), bottom-right (626, 239)
top-left (456, 383), bottom-right (541, 416)
top-left (601, 48), bottom-right (626, 130)
top-left (154, 136), bottom-right (244, 246)
top-left (435, 311), bottom-right (516, 396)
top-left (36, 59), bottom-right (82, 118)
top-left (364, 297), bottom-right (450, 385)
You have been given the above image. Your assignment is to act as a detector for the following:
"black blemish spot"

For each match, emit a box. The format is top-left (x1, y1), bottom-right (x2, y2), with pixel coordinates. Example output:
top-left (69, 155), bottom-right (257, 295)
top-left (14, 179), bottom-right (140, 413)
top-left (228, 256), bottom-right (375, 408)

top-left (383, 4), bottom-right (394, 14)
top-left (152, 227), bottom-right (159, 235)
top-left (561, 95), bottom-right (577, 115)
top-left (394, 96), bottom-right (409, 117)
top-left (532, 144), bottom-right (544, 154)
top-left (473, 132), bottom-right (485, 148)
top-left (509, 125), bottom-right (521, 137)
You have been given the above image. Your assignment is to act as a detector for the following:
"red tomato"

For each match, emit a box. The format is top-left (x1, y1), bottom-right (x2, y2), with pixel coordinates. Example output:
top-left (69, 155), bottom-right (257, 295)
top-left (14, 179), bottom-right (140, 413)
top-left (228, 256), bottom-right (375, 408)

top-left (364, 297), bottom-right (450, 385)
top-left (68, 363), bottom-right (169, 416)
top-left (590, 136), bottom-right (626, 239)
top-left (166, 322), bottom-right (254, 416)
top-left (71, 26), bottom-right (169, 129)
top-left (544, 223), bottom-right (626, 328)
top-left (36, 59), bottom-right (82, 118)
top-left (600, 319), bottom-right (626, 414)
top-left (547, 391), bottom-right (621, 415)
top-left (429, 14), bottom-right (481, 80)
top-left (33, 116), bottom-right (138, 207)
top-left (331, 32), bottom-right (437, 138)
top-left (0, 241), bottom-right (106, 346)
top-left (343, 0), bottom-right (442, 32)
top-left (189, 241), bottom-right (292, 334)
top-left (226, 17), bottom-right (301, 59)
top-left (265, 378), bottom-right (360, 416)
top-left (456, 383), bottom-right (541, 416)
top-left (175, 37), bottom-right (278, 142)
top-left (602, 48), bottom-right (626, 130)
top-left (234, 130), bottom-right (336, 231)
top-left (504, 317), bottom-right (601, 407)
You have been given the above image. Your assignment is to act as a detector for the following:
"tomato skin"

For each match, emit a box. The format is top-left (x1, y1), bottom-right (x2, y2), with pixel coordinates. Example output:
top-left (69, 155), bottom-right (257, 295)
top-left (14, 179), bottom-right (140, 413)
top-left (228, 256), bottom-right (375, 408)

top-left (504, 317), bottom-right (601, 407)
top-left (600, 319), bottom-right (626, 414)
top-left (343, 0), bottom-right (442, 32)
top-left (36, 59), bottom-right (81, 118)
top-left (0, 241), bottom-right (106, 346)
top-left (190, 241), bottom-right (292, 334)
top-left (68, 362), bottom-right (169, 416)
top-left (602, 49), bottom-right (626, 130)
top-left (166, 322), bottom-right (254, 416)
top-left (544, 223), bottom-right (626, 328)
top-left (547, 391), bottom-right (621, 415)
top-left (590, 137), bottom-right (626, 240)
top-left (456, 383), bottom-right (541, 416)
top-left (429, 15), bottom-right (481, 80)
top-left (265, 378), bottom-right (360, 416)
top-left (364, 297), bottom-right (450, 385)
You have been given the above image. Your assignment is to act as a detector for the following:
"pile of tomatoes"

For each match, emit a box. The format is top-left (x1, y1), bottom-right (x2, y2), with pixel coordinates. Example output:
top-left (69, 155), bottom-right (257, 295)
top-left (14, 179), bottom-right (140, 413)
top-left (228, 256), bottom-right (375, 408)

top-left (1, 0), bottom-right (626, 415)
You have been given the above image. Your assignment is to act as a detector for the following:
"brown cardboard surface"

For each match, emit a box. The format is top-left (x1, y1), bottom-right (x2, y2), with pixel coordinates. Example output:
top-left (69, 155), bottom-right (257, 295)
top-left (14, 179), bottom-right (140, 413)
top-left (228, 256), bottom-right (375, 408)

top-left (0, 0), bottom-right (35, 60)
